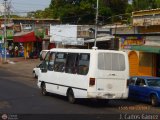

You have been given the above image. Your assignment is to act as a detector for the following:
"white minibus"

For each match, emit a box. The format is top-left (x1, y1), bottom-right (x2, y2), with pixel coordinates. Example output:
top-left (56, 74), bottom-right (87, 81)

top-left (37, 48), bottom-right (129, 103)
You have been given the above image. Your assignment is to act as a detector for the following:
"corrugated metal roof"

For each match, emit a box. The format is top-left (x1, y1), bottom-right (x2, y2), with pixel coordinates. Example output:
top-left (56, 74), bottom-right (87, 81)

top-left (84, 36), bottom-right (114, 43)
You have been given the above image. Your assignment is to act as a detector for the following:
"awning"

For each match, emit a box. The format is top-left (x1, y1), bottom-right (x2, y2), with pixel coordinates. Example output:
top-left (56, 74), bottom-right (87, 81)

top-left (13, 31), bottom-right (37, 42)
top-left (131, 45), bottom-right (160, 53)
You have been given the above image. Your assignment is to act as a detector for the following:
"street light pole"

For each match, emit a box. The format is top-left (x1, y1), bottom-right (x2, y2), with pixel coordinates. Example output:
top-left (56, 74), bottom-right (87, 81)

top-left (93, 0), bottom-right (98, 48)
top-left (4, 0), bottom-right (7, 63)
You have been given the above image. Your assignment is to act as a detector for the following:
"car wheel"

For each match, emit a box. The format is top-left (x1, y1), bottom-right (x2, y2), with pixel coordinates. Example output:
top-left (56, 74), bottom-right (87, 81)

top-left (41, 83), bottom-right (48, 96)
top-left (151, 95), bottom-right (158, 106)
top-left (67, 89), bottom-right (76, 104)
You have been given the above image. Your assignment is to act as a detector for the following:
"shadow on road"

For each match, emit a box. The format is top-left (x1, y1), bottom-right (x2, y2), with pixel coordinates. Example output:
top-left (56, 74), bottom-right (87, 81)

top-left (44, 93), bottom-right (152, 109)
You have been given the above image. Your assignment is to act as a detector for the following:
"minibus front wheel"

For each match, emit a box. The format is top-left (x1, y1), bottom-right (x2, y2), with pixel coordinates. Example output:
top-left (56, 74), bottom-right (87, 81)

top-left (67, 89), bottom-right (76, 104)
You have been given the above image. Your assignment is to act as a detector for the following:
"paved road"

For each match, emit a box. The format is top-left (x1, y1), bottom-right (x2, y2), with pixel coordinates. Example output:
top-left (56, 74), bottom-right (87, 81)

top-left (0, 58), bottom-right (159, 119)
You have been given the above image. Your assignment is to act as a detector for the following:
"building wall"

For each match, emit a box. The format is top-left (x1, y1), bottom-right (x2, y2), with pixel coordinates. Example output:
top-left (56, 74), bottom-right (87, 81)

top-left (138, 25), bottom-right (160, 33)
top-left (128, 51), bottom-right (156, 76)
top-left (132, 9), bottom-right (160, 26)
top-left (139, 52), bottom-right (155, 76)
top-left (128, 51), bottom-right (139, 76)
top-left (133, 10), bottom-right (160, 76)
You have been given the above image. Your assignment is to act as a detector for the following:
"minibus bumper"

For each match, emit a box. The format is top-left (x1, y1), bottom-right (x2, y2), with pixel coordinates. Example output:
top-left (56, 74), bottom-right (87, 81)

top-left (87, 92), bottom-right (128, 99)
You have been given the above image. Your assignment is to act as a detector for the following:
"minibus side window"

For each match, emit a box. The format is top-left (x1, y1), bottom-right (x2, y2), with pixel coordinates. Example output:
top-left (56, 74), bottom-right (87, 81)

top-left (65, 53), bottom-right (78, 74)
top-left (54, 53), bottom-right (67, 72)
top-left (48, 52), bottom-right (56, 71)
top-left (77, 53), bottom-right (90, 75)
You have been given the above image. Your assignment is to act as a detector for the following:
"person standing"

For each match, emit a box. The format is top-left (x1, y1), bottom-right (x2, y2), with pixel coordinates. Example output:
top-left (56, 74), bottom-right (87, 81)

top-left (8, 45), bottom-right (13, 57)
top-left (14, 46), bottom-right (18, 57)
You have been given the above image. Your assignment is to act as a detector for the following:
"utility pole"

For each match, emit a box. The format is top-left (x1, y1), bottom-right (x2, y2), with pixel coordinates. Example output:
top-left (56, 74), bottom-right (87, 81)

top-left (4, 0), bottom-right (7, 63)
top-left (93, 0), bottom-right (98, 48)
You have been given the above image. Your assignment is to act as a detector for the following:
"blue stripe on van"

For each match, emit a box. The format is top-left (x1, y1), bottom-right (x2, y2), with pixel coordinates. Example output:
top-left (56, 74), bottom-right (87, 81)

top-left (39, 81), bottom-right (87, 91)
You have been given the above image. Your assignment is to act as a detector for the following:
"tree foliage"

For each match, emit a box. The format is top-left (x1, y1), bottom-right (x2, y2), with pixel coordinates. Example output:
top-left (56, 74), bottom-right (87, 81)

top-left (29, 0), bottom-right (160, 24)
top-left (132, 0), bottom-right (160, 11)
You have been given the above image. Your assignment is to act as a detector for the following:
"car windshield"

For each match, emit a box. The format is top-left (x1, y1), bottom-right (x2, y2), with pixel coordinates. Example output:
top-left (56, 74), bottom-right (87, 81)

top-left (147, 79), bottom-right (160, 87)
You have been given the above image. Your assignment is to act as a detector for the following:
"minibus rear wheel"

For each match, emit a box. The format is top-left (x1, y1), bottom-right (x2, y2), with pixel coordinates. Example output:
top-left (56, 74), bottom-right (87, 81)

top-left (41, 83), bottom-right (48, 96)
top-left (67, 89), bottom-right (75, 104)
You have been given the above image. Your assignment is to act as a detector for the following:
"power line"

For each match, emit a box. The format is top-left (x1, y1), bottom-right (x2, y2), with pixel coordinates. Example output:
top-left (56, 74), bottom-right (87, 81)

top-left (0, 1), bottom-right (50, 7)
top-left (0, 0), bottom-right (50, 16)
top-left (12, 2), bottom-right (50, 7)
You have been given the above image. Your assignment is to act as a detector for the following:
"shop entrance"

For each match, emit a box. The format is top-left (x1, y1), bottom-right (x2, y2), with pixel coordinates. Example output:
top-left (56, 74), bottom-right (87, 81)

top-left (128, 51), bottom-right (139, 76)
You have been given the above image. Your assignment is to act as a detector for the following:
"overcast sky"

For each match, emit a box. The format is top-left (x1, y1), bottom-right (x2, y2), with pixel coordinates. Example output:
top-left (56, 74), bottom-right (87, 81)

top-left (0, 0), bottom-right (51, 15)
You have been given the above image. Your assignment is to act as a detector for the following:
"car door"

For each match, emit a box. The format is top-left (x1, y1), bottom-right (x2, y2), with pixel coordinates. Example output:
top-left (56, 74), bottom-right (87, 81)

top-left (136, 78), bottom-right (148, 101)
top-left (47, 52), bottom-right (57, 93)
top-left (38, 51), bottom-right (50, 90)
top-left (130, 77), bottom-right (148, 101)
top-left (128, 77), bottom-right (137, 98)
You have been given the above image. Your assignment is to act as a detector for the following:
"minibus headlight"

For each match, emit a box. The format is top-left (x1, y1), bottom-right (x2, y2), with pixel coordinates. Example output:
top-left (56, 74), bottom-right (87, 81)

top-left (89, 78), bottom-right (95, 86)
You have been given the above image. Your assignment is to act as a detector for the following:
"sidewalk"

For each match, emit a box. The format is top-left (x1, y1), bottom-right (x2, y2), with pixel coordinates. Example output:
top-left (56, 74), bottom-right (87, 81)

top-left (0, 57), bottom-right (41, 78)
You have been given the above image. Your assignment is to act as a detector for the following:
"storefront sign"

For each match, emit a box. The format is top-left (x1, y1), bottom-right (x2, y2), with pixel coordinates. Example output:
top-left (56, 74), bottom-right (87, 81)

top-left (121, 36), bottom-right (145, 49)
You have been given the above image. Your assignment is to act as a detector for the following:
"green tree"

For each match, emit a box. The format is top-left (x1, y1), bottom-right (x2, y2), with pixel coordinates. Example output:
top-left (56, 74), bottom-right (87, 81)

top-left (155, 0), bottom-right (160, 7)
top-left (106, 0), bottom-right (128, 14)
top-left (100, 0), bottom-right (128, 24)
top-left (125, 4), bottom-right (133, 24)
top-left (32, 0), bottom-right (129, 24)
top-left (98, 0), bottom-right (112, 24)
top-left (43, 8), bottom-right (53, 18)
top-left (132, 0), bottom-right (159, 11)
top-left (34, 10), bottom-right (44, 18)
